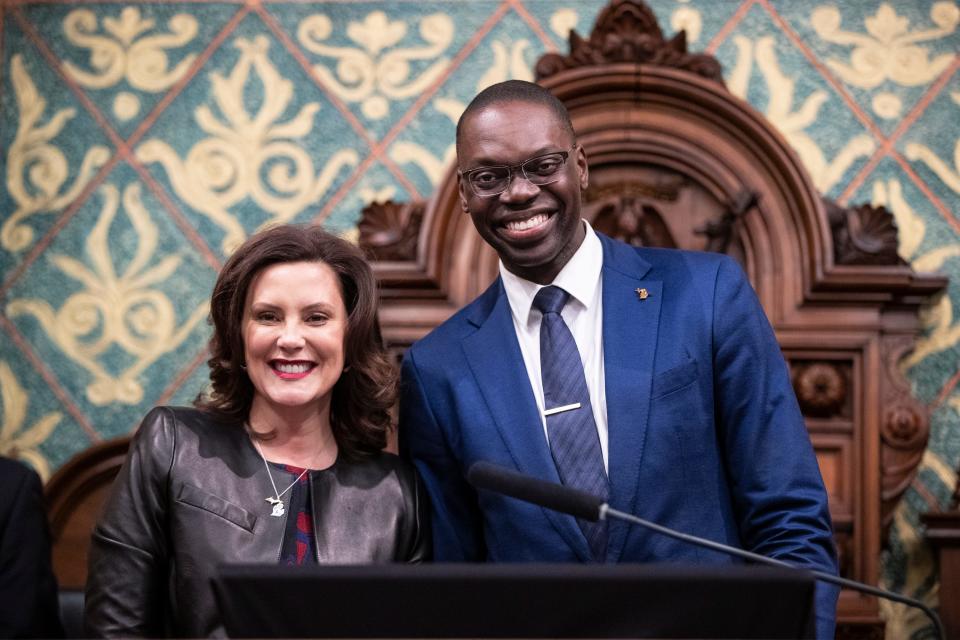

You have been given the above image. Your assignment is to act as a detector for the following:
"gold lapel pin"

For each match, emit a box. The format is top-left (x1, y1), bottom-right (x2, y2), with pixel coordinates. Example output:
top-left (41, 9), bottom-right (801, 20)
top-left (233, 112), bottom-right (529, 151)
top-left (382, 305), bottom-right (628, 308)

top-left (635, 287), bottom-right (649, 300)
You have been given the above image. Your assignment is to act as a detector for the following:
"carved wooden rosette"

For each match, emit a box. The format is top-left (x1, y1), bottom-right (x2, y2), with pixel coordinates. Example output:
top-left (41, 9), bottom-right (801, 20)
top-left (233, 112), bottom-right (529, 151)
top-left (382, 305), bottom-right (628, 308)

top-left (358, 200), bottom-right (426, 262)
top-left (356, 0), bottom-right (948, 635)
top-left (793, 361), bottom-right (851, 419)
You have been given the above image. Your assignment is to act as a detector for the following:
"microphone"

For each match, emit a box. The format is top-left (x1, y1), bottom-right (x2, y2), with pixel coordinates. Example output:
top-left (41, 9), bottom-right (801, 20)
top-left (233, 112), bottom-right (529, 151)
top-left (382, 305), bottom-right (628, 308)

top-left (467, 461), bottom-right (604, 521)
top-left (466, 461), bottom-right (945, 640)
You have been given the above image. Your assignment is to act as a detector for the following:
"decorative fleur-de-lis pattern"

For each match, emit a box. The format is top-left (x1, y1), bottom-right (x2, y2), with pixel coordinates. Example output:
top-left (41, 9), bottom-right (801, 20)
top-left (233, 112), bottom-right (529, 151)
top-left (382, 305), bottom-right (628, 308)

top-left (0, 2), bottom-right (957, 636)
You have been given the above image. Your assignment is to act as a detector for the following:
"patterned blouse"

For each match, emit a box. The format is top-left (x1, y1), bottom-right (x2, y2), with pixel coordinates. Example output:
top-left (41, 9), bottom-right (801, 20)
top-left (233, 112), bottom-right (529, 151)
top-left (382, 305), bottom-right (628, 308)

top-left (272, 463), bottom-right (317, 565)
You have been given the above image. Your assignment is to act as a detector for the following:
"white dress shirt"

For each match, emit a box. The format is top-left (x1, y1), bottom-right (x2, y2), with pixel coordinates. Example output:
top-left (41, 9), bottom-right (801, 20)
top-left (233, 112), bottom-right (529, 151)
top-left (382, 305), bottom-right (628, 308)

top-left (500, 220), bottom-right (608, 471)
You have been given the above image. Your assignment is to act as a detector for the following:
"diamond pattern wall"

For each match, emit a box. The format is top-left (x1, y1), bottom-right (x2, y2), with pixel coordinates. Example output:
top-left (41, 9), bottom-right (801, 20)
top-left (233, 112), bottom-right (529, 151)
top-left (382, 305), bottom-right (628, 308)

top-left (0, 1), bottom-right (958, 637)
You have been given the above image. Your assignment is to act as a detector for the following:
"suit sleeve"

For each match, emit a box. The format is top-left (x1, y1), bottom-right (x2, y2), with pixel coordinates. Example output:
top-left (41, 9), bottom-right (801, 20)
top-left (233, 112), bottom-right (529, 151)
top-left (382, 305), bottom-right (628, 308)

top-left (399, 350), bottom-right (485, 561)
top-left (84, 407), bottom-right (175, 638)
top-left (0, 460), bottom-right (65, 638)
top-left (711, 257), bottom-right (839, 640)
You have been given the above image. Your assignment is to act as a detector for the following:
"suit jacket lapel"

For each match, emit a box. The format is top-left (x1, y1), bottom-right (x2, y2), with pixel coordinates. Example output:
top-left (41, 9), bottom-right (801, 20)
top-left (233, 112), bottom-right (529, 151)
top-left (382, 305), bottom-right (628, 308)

top-left (598, 234), bottom-right (662, 563)
top-left (462, 280), bottom-right (592, 561)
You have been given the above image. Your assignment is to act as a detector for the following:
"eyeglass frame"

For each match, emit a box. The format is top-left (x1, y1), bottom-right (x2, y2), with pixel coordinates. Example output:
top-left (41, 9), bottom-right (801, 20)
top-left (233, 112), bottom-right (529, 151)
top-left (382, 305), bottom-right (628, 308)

top-left (458, 146), bottom-right (578, 198)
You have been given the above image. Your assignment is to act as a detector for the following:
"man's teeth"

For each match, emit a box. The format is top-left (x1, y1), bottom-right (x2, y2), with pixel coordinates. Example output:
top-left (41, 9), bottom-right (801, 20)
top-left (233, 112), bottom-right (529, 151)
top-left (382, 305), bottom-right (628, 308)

top-left (505, 213), bottom-right (548, 231)
top-left (275, 362), bottom-right (311, 374)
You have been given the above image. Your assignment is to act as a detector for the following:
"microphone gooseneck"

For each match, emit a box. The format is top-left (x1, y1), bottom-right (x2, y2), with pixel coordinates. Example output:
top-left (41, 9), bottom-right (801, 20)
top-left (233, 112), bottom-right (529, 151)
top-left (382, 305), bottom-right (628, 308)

top-left (467, 461), bottom-right (604, 522)
top-left (603, 506), bottom-right (944, 639)
top-left (466, 461), bottom-right (945, 640)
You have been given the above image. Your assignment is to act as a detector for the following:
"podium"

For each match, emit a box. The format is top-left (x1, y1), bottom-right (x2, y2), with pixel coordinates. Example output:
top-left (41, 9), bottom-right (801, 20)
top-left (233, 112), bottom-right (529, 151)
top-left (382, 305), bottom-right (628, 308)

top-left (214, 563), bottom-right (815, 638)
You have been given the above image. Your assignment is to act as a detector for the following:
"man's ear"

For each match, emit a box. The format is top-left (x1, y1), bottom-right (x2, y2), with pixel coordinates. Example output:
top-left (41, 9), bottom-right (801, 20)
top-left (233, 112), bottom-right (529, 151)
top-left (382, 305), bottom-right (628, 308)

top-left (576, 144), bottom-right (589, 190)
top-left (457, 173), bottom-right (470, 214)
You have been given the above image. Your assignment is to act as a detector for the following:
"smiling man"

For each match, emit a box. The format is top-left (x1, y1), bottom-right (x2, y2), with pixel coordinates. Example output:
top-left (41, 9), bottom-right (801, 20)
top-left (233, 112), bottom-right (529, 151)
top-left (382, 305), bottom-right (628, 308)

top-left (399, 80), bottom-right (838, 638)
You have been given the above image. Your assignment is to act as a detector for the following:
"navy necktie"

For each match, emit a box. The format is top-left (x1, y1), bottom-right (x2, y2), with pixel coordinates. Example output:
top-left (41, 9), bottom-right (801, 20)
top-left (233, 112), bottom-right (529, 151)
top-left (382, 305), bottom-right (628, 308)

top-left (533, 285), bottom-right (609, 561)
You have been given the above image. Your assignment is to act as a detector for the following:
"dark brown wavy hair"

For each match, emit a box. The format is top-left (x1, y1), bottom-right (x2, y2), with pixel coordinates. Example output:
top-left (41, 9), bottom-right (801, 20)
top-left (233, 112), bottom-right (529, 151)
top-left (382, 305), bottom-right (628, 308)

top-left (196, 224), bottom-right (395, 458)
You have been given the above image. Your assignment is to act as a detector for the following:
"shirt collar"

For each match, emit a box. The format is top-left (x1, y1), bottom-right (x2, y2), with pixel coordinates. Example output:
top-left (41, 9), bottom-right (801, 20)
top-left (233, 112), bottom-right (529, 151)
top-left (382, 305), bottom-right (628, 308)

top-left (500, 220), bottom-right (603, 324)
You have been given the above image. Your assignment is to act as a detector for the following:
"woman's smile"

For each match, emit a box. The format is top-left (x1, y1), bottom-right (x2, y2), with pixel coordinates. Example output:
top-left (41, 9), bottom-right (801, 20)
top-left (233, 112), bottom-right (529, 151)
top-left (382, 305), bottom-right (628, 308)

top-left (270, 359), bottom-right (317, 379)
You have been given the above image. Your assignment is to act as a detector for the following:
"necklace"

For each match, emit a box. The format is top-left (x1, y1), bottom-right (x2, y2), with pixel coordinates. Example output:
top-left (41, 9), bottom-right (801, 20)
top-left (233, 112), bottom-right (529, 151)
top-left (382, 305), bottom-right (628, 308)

top-left (252, 438), bottom-right (308, 518)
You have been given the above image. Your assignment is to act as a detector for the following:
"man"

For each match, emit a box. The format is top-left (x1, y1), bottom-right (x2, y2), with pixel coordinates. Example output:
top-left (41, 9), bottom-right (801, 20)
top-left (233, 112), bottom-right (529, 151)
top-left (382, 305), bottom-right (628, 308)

top-left (399, 80), bottom-right (838, 637)
top-left (0, 456), bottom-right (64, 638)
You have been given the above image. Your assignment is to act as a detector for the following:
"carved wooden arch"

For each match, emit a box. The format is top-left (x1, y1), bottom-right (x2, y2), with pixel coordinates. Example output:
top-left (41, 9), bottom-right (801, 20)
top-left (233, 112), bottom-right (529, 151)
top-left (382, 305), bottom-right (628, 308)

top-left (360, 1), bottom-right (947, 636)
top-left (45, 437), bottom-right (129, 589)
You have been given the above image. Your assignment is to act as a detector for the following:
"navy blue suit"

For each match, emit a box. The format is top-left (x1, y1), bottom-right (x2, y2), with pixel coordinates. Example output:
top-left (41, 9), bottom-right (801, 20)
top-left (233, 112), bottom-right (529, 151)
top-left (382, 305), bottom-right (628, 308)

top-left (400, 233), bottom-right (838, 638)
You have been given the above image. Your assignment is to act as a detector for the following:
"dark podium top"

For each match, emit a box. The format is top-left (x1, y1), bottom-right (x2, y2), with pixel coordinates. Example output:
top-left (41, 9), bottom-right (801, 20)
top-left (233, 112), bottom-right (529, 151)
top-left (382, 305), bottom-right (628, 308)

top-left (214, 563), bottom-right (815, 639)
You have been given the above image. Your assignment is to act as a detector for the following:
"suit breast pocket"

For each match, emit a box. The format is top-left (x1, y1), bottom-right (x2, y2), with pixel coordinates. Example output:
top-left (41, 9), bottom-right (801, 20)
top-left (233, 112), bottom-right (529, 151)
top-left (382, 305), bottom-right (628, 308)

top-left (175, 483), bottom-right (257, 533)
top-left (644, 356), bottom-right (711, 487)
top-left (651, 357), bottom-right (699, 399)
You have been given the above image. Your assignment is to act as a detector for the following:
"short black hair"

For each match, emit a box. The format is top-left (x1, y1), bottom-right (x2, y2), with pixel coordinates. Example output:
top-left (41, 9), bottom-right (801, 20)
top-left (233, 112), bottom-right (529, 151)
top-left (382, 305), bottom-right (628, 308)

top-left (455, 80), bottom-right (576, 156)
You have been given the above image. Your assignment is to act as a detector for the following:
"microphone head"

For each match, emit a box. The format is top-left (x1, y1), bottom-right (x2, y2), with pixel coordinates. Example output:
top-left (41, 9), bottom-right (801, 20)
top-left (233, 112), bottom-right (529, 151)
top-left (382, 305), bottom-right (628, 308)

top-left (467, 461), bottom-right (605, 522)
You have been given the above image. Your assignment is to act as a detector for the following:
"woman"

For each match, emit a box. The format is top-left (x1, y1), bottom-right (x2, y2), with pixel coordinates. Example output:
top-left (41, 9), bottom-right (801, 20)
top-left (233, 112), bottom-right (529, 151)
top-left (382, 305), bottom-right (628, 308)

top-left (85, 225), bottom-right (430, 638)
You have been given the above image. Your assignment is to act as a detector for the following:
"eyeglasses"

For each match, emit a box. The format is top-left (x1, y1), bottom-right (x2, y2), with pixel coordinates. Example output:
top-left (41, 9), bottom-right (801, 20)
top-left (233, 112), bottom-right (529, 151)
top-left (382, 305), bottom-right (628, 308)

top-left (459, 147), bottom-right (575, 197)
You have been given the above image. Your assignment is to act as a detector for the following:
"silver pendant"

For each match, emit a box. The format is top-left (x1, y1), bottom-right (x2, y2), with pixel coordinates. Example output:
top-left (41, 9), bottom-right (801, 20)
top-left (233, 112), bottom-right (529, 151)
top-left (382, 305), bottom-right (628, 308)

top-left (266, 496), bottom-right (285, 517)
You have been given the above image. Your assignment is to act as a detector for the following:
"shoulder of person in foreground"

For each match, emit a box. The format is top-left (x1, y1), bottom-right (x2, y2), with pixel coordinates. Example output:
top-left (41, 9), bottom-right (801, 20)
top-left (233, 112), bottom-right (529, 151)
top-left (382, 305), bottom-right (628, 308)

top-left (0, 457), bottom-right (65, 638)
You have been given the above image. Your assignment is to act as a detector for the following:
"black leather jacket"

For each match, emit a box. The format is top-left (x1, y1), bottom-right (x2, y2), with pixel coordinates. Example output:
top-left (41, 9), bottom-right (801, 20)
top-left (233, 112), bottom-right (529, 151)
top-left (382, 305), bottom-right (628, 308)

top-left (84, 407), bottom-right (430, 638)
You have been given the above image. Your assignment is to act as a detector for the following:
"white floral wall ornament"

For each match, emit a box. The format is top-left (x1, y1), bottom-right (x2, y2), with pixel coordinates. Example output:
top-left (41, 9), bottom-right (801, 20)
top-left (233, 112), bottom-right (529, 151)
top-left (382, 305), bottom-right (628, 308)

top-left (297, 11), bottom-right (455, 121)
top-left (872, 176), bottom-right (960, 368)
top-left (671, 6), bottom-right (702, 44)
top-left (0, 360), bottom-right (61, 481)
top-left (62, 7), bottom-right (199, 120)
top-left (810, 2), bottom-right (958, 119)
top-left (905, 92), bottom-right (960, 198)
top-left (388, 36), bottom-right (531, 188)
top-left (2, 54), bottom-right (110, 254)
top-left (903, 293), bottom-right (960, 370)
top-left (6, 182), bottom-right (208, 406)
top-left (550, 9), bottom-right (579, 40)
top-left (872, 178), bottom-right (925, 261)
top-left (137, 36), bottom-right (359, 253)
top-left (477, 40), bottom-right (533, 91)
top-left (388, 97), bottom-right (460, 187)
top-left (811, 2), bottom-right (958, 88)
top-left (729, 36), bottom-right (875, 194)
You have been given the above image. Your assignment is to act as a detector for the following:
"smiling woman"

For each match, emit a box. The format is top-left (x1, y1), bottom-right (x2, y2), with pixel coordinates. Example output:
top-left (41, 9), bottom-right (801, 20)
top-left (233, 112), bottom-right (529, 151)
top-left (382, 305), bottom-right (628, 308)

top-left (241, 261), bottom-right (349, 448)
top-left (83, 225), bottom-right (430, 639)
